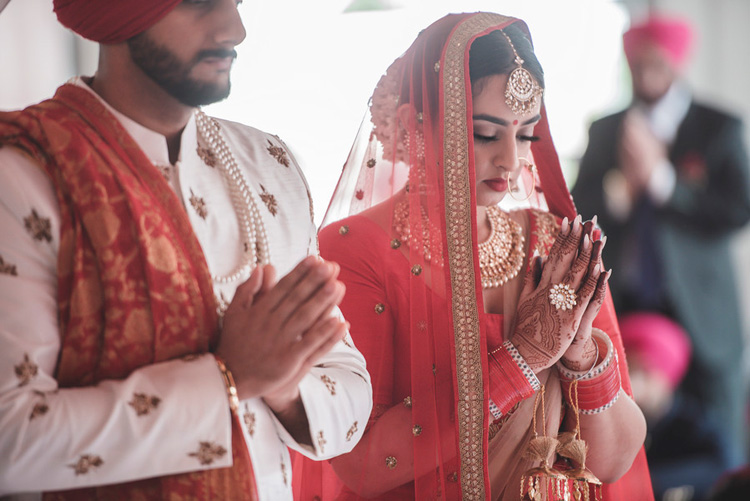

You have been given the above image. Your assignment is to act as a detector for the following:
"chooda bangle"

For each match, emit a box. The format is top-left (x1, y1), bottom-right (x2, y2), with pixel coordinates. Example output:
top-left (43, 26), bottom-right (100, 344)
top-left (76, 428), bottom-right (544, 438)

top-left (214, 355), bottom-right (240, 413)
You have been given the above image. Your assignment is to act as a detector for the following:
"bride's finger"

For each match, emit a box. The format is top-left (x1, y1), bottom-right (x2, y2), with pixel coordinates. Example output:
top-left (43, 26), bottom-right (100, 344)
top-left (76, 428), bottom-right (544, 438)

top-left (579, 269), bottom-right (611, 333)
top-left (543, 215), bottom-right (583, 285)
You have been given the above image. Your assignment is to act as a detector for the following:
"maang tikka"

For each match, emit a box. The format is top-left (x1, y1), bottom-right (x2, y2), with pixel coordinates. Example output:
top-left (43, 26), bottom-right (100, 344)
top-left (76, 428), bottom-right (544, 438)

top-left (500, 29), bottom-right (543, 117)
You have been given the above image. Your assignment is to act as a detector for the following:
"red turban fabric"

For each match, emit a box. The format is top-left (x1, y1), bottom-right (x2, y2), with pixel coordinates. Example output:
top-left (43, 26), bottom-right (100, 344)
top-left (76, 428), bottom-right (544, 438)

top-left (623, 15), bottom-right (694, 69)
top-left (619, 312), bottom-right (692, 390)
top-left (54, 0), bottom-right (183, 44)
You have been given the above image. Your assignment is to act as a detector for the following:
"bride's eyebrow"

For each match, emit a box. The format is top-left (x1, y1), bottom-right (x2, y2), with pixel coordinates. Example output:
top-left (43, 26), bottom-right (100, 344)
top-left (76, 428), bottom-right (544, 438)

top-left (472, 113), bottom-right (541, 126)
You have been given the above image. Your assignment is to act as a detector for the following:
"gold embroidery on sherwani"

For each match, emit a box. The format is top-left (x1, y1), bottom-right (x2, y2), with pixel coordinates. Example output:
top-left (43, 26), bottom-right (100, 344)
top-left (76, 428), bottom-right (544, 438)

top-left (317, 431), bottom-right (327, 454)
top-left (155, 163), bottom-right (172, 181)
top-left (189, 441), bottom-right (227, 465)
top-left (15, 353), bottom-right (37, 387)
top-left (531, 209), bottom-right (559, 259)
top-left (442, 13), bottom-right (513, 500)
top-left (30, 391), bottom-right (49, 420)
top-left (69, 454), bottom-right (103, 475)
top-left (243, 403), bottom-right (256, 437)
top-left (23, 209), bottom-right (52, 242)
top-left (189, 189), bottom-right (208, 219)
top-left (197, 145), bottom-right (218, 168)
top-left (128, 392), bottom-right (161, 416)
top-left (259, 184), bottom-right (278, 216)
top-left (266, 139), bottom-right (290, 167)
top-left (320, 374), bottom-right (337, 395)
top-left (346, 421), bottom-right (358, 441)
top-left (281, 454), bottom-right (289, 486)
top-left (0, 254), bottom-right (18, 276)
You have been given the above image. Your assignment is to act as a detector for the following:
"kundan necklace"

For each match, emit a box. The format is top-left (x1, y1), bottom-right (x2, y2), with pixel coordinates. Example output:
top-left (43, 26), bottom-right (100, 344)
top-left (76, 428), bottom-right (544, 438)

top-left (195, 111), bottom-right (270, 284)
top-left (478, 206), bottom-right (525, 288)
top-left (392, 200), bottom-right (525, 288)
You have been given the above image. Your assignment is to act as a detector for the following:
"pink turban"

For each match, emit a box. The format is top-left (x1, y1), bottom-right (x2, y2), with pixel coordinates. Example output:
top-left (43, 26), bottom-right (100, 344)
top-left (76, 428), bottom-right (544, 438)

top-left (54, 0), bottom-right (182, 44)
top-left (619, 312), bottom-right (692, 390)
top-left (623, 15), bottom-right (694, 69)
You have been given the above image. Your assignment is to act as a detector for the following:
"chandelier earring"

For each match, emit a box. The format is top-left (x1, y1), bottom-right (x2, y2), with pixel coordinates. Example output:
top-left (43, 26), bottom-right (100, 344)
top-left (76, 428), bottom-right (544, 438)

top-left (508, 157), bottom-right (537, 202)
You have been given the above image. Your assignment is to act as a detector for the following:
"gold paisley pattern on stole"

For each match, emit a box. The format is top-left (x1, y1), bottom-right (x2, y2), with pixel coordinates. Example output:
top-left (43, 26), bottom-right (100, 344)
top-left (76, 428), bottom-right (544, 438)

top-left (442, 13), bottom-right (514, 500)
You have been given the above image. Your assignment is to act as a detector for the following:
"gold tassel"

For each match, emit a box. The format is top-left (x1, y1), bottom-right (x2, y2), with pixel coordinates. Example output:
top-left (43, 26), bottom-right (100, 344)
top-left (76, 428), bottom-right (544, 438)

top-left (556, 381), bottom-right (602, 501)
top-left (520, 385), bottom-right (568, 500)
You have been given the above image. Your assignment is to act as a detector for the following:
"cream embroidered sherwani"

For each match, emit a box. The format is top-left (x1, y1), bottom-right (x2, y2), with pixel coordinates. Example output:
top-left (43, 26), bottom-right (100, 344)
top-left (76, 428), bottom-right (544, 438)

top-left (0, 79), bottom-right (372, 499)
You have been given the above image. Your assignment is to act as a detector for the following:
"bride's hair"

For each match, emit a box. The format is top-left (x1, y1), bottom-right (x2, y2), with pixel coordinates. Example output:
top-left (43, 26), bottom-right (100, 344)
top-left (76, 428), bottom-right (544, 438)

top-left (469, 24), bottom-right (545, 91)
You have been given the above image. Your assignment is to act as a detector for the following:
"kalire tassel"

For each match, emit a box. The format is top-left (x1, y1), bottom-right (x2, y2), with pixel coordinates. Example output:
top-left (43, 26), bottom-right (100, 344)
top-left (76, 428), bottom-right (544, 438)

top-left (520, 386), bottom-right (569, 501)
top-left (556, 382), bottom-right (603, 501)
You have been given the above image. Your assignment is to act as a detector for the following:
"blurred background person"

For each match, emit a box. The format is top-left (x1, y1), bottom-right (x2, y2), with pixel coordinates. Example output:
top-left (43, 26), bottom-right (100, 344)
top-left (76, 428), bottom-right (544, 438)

top-left (572, 12), bottom-right (750, 497)
top-left (622, 312), bottom-right (727, 500)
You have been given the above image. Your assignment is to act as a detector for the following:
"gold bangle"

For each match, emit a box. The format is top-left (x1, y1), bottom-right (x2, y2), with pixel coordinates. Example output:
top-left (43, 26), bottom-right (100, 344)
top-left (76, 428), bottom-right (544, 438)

top-left (214, 356), bottom-right (239, 413)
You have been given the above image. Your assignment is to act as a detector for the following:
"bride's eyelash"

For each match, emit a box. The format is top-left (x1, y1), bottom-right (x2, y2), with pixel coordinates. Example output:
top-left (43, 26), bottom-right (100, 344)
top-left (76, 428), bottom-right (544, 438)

top-left (519, 135), bottom-right (541, 142)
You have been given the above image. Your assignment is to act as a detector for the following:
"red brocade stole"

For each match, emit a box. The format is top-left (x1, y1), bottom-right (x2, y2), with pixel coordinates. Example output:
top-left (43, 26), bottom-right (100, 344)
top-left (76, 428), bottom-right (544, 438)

top-left (0, 84), bottom-right (257, 500)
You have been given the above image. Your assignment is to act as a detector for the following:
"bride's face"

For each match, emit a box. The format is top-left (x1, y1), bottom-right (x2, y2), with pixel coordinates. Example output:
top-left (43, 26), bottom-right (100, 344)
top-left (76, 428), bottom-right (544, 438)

top-left (471, 73), bottom-right (542, 207)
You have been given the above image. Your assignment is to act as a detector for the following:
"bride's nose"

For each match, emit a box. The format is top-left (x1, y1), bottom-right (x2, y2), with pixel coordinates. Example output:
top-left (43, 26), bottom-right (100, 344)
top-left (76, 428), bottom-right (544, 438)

top-left (493, 141), bottom-right (520, 179)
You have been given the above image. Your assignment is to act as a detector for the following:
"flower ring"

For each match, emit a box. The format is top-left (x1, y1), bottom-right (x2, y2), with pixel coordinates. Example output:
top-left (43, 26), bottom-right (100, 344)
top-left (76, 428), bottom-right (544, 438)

top-left (549, 283), bottom-right (577, 311)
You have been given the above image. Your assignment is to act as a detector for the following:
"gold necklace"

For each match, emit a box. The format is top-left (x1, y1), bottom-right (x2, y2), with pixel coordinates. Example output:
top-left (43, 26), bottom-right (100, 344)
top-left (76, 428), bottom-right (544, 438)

top-left (392, 201), bottom-right (525, 288)
top-left (477, 206), bottom-right (525, 289)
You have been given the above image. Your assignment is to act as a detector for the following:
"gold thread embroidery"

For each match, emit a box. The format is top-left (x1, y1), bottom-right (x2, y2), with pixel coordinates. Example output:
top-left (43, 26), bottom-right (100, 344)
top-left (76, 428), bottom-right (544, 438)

top-left (24, 209), bottom-right (52, 242)
top-left (197, 145), bottom-right (219, 167)
top-left (128, 393), bottom-right (161, 416)
top-left (442, 13), bottom-right (513, 499)
top-left (0, 255), bottom-right (18, 276)
top-left (15, 353), bottom-right (37, 387)
top-left (317, 430), bottom-right (327, 454)
top-left (531, 209), bottom-right (560, 259)
top-left (155, 163), bottom-right (172, 181)
top-left (267, 139), bottom-right (290, 167)
top-left (281, 455), bottom-right (289, 486)
top-left (374, 302), bottom-right (385, 314)
top-left (259, 184), bottom-right (279, 216)
top-left (69, 454), bottom-right (103, 475)
top-left (30, 391), bottom-right (49, 420)
top-left (188, 442), bottom-right (227, 465)
top-left (243, 403), bottom-right (256, 437)
top-left (338, 225), bottom-right (349, 235)
top-left (189, 189), bottom-right (208, 219)
top-left (346, 421), bottom-right (358, 441)
top-left (320, 374), bottom-right (337, 395)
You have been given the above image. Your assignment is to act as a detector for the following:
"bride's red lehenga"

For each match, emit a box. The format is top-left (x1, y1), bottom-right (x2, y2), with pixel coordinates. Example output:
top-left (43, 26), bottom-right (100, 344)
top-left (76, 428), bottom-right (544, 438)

top-left (294, 12), bottom-right (653, 500)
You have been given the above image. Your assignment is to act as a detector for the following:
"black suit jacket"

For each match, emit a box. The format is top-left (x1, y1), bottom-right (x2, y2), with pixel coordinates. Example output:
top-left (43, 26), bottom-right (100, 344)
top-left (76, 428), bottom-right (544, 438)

top-left (572, 101), bottom-right (750, 459)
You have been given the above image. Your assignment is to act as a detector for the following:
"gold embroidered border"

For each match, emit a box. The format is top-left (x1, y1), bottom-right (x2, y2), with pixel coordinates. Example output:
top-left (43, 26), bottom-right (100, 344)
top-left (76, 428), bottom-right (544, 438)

top-left (442, 13), bottom-right (515, 500)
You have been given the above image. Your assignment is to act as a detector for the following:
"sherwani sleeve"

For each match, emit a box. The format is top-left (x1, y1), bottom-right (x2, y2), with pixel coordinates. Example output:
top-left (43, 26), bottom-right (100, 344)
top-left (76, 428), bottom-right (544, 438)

top-left (0, 149), bottom-right (234, 495)
top-left (269, 159), bottom-right (373, 460)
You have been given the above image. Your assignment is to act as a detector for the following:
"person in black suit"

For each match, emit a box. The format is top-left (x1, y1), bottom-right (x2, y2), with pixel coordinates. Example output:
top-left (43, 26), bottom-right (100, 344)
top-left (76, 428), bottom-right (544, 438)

top-left (572, 14), bottom-right (750, 498)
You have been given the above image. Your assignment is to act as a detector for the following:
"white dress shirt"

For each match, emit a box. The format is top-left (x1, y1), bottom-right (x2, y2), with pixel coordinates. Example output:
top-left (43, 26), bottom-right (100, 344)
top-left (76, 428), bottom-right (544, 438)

top-left (0, 78), bottom-right (371, 499)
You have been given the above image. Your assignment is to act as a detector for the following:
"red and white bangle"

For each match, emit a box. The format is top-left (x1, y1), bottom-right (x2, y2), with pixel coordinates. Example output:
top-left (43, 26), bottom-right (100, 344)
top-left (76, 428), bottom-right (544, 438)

top-left (558, 329), bottom-right (621, 415)
top-left (487, 341), bottom-right (541, 419)
top-left (503, 340), bottom-right (542, 391)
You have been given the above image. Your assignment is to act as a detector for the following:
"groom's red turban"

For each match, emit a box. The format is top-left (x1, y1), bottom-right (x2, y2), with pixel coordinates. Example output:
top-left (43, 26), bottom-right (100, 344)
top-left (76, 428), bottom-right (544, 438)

top-left (623, 15), bottom-right (694, 70)
top-left (54, 0), bottom-right (182, 44)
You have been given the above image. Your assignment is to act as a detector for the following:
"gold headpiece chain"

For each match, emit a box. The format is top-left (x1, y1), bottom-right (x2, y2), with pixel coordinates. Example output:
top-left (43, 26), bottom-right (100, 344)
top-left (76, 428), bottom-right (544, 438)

top-left (499, 29), bottom-right (543, 117)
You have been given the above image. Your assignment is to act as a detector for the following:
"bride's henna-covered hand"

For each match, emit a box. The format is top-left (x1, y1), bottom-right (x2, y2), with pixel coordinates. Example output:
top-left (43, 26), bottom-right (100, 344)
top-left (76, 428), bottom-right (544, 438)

top-left (512, 215), bottom-right (606, 372)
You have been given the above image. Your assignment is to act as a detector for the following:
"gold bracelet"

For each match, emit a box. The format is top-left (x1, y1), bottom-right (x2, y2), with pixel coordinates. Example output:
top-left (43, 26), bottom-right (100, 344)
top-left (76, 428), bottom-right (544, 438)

top-left (214, 356), bottom-right (239, 413)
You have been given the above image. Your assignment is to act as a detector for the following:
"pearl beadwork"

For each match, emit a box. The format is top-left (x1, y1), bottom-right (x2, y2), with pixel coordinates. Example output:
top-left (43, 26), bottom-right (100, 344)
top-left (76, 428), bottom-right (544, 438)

top-left (195, 111), bottom-right (270, 284)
